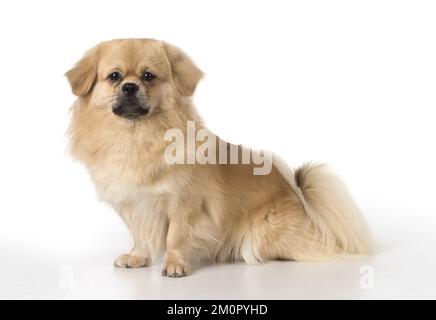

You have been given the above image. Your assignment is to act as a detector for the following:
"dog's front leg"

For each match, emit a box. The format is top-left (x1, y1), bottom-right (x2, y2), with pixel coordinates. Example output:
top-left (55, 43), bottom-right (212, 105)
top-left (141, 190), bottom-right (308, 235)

top-left (114, 206), bottom-right (151, 269)
top-left (162, 199), bottom-right (195, 277)
top-left (114, 244), bottom-right (151, 269)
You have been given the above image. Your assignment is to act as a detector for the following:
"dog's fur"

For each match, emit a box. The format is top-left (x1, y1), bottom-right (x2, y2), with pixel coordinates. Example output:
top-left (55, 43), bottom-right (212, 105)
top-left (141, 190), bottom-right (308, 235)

top-left (66, 39), bottom-right (373, 277)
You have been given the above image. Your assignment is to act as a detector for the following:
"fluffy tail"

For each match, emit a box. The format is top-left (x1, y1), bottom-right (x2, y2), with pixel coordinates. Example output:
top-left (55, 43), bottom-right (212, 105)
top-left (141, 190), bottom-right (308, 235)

top-left (294, 163), bottom-right (373, 256)
top-left (273, 154), bottom-right (373, 258)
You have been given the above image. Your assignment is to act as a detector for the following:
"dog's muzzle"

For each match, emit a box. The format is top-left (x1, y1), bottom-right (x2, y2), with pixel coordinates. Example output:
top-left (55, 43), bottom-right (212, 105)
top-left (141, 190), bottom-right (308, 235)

top-left (113, 82), bottom-right (149, 119)
top-left (112, 103), bottom-right (149, 119)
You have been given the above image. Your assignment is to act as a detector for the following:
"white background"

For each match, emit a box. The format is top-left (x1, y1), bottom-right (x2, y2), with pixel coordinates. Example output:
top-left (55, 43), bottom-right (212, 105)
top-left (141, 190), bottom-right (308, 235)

top-left (0, 0), bottom-right (435, 299)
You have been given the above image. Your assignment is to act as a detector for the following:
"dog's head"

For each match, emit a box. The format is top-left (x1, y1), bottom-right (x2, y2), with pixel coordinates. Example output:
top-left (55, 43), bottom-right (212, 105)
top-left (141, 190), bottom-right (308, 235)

top-left (66, 39), bottom-right (203, 120)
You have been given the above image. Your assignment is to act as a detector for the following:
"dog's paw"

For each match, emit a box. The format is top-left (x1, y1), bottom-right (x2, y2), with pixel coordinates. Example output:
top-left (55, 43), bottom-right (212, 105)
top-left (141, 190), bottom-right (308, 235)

top-left (162, 261), bottom-right (190, 277)
top-left (114, 254), bottom-right (150, 268)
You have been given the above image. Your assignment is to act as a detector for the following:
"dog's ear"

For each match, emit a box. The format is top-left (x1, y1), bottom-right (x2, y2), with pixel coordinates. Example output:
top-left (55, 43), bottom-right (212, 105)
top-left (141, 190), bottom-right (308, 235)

top-left (66, 45), bottom-right (99, 97)
top-left (163, 42), bottom-right (203, 97)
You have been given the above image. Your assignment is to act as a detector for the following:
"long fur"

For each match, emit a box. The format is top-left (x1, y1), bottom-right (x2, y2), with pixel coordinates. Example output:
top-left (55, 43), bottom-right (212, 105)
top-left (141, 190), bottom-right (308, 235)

top-left (66, 39), bottom-right (373, 276)
top-left (274, 157), bottom-right (373, 260)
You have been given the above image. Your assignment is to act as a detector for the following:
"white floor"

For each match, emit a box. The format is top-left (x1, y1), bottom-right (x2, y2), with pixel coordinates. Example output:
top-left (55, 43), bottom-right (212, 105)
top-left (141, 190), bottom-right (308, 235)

top-left (1, 213), bottom-right (436, 299)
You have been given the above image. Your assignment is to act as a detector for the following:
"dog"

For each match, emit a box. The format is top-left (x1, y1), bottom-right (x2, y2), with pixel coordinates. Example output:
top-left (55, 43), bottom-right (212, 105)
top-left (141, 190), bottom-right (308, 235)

top-left (66, 38), bottom-right (373, 277)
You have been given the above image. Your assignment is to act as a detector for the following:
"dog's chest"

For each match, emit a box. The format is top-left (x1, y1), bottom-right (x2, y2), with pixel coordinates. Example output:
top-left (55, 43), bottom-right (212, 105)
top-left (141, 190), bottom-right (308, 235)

top-left (89, 158), bottom-right (170, 210)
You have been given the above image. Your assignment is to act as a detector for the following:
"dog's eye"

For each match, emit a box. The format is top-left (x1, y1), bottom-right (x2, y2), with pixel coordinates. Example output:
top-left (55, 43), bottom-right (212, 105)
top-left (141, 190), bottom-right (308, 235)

top-left (108, 72), bottom-right (121, 81)
top-left (142, 72), bottom-right (156, 81)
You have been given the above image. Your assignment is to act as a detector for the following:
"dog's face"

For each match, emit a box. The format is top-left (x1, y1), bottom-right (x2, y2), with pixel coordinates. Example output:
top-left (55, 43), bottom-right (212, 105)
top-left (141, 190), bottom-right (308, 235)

top-left (66, 39), bottom-right (203, 120)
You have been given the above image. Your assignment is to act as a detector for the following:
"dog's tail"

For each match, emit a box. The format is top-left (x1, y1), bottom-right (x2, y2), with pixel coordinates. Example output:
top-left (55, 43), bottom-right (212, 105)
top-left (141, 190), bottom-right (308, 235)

top-left (274, 156), bottom-right (374, 258)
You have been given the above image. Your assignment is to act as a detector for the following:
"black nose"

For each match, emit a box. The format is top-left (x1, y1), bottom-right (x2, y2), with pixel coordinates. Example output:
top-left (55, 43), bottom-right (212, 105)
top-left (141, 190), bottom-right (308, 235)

top-left (122, 83), bottom-right (139, 96)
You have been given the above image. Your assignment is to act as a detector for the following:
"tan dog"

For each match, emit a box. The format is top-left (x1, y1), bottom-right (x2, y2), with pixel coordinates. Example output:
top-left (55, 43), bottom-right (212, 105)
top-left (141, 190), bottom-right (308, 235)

top-left (66, 39), bottom-right (373, 277)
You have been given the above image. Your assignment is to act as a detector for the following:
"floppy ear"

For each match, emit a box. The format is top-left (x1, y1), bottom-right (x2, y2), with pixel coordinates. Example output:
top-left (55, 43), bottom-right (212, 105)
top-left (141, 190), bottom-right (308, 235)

top-left (163, 42), bottom-right (203, 97)
top-left (66, 46), bottom-right (99, 96)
